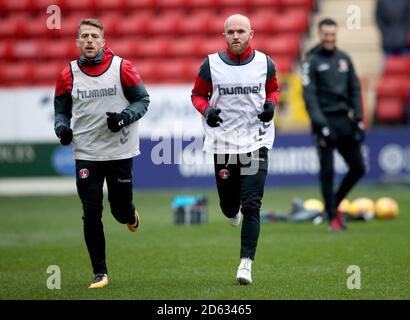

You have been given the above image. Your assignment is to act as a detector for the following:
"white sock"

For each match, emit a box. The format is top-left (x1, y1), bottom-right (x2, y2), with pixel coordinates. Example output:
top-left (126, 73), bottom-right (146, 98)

top-left (239, 258), bottom-right (253, 270)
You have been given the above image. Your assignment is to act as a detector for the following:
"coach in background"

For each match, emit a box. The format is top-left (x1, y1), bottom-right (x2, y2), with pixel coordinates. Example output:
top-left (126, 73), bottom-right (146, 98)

top-left (302, 18), bottom-right (366, 233)
top-left (54, 19), bottom-right (149, 288)
top-left (191, 14), bottom-right (280, 285)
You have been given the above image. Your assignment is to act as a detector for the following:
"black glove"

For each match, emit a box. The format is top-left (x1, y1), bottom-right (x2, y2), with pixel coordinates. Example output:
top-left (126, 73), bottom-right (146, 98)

top-left (106, 112), bottom-right (130, 132)
top-left (204, 107), bottom-right (223, 127)
top-left (257, 100), bottom-right (275, 122)
top-left (318, 126), bottom-right (337, 147)
top-left (353, 121), bottom-right (365, 142)
top-left (55, 126), bottom-right (73, 146)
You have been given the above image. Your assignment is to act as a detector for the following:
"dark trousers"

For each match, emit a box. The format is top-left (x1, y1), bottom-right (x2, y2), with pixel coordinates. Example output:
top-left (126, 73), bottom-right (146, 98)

top-left (214, 147), bottom-right (268, 260)
top-left (75, 158), bottom-right (136, 275)
top-left (315, 114), bottom-right (366, 221)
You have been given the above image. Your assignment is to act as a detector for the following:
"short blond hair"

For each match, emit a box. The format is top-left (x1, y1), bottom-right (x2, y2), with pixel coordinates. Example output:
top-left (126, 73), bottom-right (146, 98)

top-left (77, 18), bottom-right (104, 37)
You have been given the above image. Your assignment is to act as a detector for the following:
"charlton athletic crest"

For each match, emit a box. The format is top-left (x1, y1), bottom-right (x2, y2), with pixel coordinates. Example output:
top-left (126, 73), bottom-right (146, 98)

top-left (219, 168), bottom-right (230, 180)
top-left (79, 168), bottom-right (89, 179)
top-left (338, 59), bottom-right (348, 72)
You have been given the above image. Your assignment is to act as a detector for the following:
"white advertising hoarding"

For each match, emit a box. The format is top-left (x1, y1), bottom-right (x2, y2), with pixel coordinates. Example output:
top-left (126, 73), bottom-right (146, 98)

top-left (0, 85), bottom-right (204, 142)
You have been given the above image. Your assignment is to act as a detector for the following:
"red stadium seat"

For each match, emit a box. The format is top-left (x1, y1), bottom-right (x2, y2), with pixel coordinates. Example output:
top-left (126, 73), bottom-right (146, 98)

top-left (188, 0), bottom-right (217, 9)
top-left (134, 60), bottom-right (158, 83)
top-left (56, 12), bottom-right (96, 38)
top-left (32, 0), bottom-right (65, 12)
top-left (375, 97), bottom-right (406, 123)
top-left (179, 12), bottom-right (212, 35)
top-left (42, 39), bottom-right (78, 60)
top-left (251, 11), bottom-right (279, 33)
top-left (168, 37), bottom-right (199, 57)
top-left (32, 61), bottom-right (66, 84)
top-left (137, 38), bottom-right (170, 58)
top-left (109, 39), bottom-right (140, 59)
top-left (64, 0), bottom-right (96, 11)
top-left (58, 19), bottom-right (79, 38)
top-left (280, 0), bottom-right (313, 9)
top-left (147, 13), bottom-right (181, 35)
top-left (207, 15), bottom-right (229, 34)
top-left (125, 0), bottom-right (156, 10)
top-left (253, 35), bottom-right (300, 57)
top-left (377, 75), bottom-right (410, 100)
top-left (156, 0), bottom-right (187, 9)
top-left (218, 0), bottom-right (248, 8)
top-left (21, 16), bottom-right (56, 38)
top-left (13, 40), bottom-right (43, 60)
top-left (219, 7), bottom-right (252, 19)
top-left (185, 59), bottom-right (203, 81)
top-left (59, 15), bottom-right (86, 37)
top-left (134, 58), bottom-right (201, 83)
top-left (274, 9), bottom-right (309, 33)
top-left (384, 56), bottom-right (410, 76)
top-left (272, 56), bottom-right (293, 73)
top-left (98, 13), bottom-right (121, 37)
top-left (158, 60), bottom-right (188, 83)
top-left (178, 59), bottom-right (203, 83)
top-left (94, 0), bottom-right (125, 11)
top-left (251, 0), bottom-right (280, 7)
top-left (0, 0), bottom-right (315, 86)
top-left (0, 0), bottom-right (33, 12)
top-left (0, 62), bottom-right (32, 86)
top-left (0, 16), bottom-right (25, 39)
top-left (115, 12), bottom-right (151, 36)
top-left (0, 41), bottom-right (13, 60)
top-left (197, 37), bottom-right (226, 56)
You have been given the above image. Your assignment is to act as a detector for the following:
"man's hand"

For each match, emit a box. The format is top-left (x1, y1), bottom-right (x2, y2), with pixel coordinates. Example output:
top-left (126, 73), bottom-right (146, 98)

top-left (204, 107), bottom-right (223, 127)
top-left (55, 126), bottom-right (73, 146)
top-left (106, 112), bottom-right (130, 132)
top-left (347, 111), bottom-right (365, 143)
top-left (257, 100), bottom-right (275, 122)
top-left (318, 126), bottom-right (337, 147)
top-left (353, 121), bottom-right (365, 142)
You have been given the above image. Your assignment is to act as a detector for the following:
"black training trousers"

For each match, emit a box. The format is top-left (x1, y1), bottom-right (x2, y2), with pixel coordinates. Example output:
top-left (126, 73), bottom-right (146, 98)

top-left (315, 113), bottom-right (366, 221)
top-left (214, 147), bottom-right (268, 260)
top-left (75, 158), bottom-right (136, 275)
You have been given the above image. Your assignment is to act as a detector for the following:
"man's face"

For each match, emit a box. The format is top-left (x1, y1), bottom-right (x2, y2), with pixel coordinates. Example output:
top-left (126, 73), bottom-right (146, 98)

top-left (223, 17), bottom-right (254, 55)
top-left (319, 24), bottom-right (337, 51)
top-left (76, 25), bottom-right (105, 59)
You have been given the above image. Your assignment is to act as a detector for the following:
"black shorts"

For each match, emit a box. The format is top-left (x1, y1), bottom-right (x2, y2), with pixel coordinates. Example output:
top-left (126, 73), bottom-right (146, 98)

top-left (213, 147), bottom-right (269, 217)
top-left (75, 158), bottom-right (135, 223)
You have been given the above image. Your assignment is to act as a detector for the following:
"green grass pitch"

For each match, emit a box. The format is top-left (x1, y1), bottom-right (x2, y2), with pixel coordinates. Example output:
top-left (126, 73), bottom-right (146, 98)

top-left (0, 184), bottom-right (409, 300)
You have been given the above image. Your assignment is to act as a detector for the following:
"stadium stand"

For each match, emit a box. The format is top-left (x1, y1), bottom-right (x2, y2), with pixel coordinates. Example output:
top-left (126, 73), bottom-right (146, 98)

top-left (374, 53), bottom-right (410, 124)
top-left (0, 0), bottom-right (315, 86)
top-left (384, 55), bottom-right (410, 76)
top-left (375, 71), bottom-right (410, 124)
top-left (302, 0), bottom-right (410, 127)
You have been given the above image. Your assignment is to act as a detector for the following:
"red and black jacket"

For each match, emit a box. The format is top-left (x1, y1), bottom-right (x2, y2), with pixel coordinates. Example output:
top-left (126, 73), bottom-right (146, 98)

top-left (54, 48), bottom-right (150, 131)
top-left (191, 45), bottom-right (280, 115)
